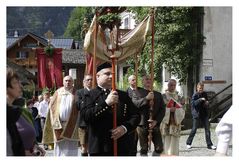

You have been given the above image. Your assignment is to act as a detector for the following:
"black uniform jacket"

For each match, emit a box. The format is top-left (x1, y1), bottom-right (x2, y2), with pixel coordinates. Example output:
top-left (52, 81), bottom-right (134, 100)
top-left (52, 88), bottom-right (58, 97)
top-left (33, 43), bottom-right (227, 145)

top-left (81, 86), bottom-right (140, 156)
top-left (77, 88), bottom-right (90, 127)
top-left (132, 87), bottom-right (165, 127)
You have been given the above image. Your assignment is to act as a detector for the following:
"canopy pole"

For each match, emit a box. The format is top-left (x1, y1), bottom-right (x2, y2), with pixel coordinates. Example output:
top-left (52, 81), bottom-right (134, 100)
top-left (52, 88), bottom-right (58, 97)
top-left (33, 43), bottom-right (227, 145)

top-left (93, 12), bottom-right (99, 88)
top-left (148, 7), bottom-right (155, 152)
top-left (150, 9), bottom-right (155, 91)
top-left (110, 54), bottom-right (118, 156)
top-left (135, 53), bottom-right (138, 89)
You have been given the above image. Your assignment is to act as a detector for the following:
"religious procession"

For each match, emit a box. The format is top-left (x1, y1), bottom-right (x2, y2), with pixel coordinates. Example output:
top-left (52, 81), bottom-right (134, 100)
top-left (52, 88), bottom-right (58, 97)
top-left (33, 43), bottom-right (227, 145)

top-left (6, 6), bottom-right (233, 157)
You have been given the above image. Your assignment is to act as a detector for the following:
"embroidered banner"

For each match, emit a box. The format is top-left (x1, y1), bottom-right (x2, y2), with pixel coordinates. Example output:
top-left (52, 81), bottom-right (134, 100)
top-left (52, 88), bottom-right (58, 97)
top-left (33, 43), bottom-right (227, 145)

top-left (36, 48), bottom-right (63, 89)
top-left (83, 15), bottom-right (151, 63)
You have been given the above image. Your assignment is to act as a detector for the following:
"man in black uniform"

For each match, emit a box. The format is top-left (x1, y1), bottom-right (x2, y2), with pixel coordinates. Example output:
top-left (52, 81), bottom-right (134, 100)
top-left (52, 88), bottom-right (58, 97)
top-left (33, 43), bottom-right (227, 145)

top-left (77, 74), bottom-right (93, 156)
top-left (81, 62), bottom-right (140, 156)
top-left (132, 75), bottom-right (165, 156)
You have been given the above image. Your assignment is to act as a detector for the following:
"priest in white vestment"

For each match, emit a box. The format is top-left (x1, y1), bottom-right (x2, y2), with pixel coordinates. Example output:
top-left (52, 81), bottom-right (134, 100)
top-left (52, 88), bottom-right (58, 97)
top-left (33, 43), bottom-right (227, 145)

top-left (161, 79), bottom-right (185, 156)
top-left (43, 76), bottom-right (79, 156)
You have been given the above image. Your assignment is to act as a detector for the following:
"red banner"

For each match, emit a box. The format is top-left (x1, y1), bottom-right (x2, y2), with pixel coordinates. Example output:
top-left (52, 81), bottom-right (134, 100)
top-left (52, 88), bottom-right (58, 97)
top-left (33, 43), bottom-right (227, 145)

top-left (85, 53), bottom-right (102, 75)
top-left (36, 48), bottom-right (63, 89)
top-left (85, 53), bottom-right (93, 75)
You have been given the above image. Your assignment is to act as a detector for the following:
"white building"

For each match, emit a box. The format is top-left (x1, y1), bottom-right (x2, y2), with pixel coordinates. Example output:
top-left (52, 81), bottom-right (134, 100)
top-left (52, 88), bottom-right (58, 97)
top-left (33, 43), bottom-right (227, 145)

top-left (162, 7), bottom-right (232, 101)
top-left (118, 7), bottom-right (232, 105)
top-left (119, 11), bottom-right (136, 29)
top-left (118, 11), bottom-right (137, 89)
top-left (200, 7), bottom-right (232, 93)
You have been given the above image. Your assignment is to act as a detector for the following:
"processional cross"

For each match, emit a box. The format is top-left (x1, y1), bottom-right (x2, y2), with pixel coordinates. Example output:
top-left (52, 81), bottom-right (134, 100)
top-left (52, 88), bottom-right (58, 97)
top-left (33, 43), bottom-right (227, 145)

top-left (44, 30), bottom-right (55, 69)
top-left (44, 30), bottom-right (54, 46)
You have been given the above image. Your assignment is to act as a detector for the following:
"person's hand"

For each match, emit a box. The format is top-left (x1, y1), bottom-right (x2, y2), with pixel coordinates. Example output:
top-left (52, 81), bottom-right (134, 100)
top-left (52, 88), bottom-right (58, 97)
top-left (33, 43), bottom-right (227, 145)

top-left (111, 126), bottom-right (126, 140)
top-left (25, 145), bottom-right (46, 156)
top-left (204, 100), bottom-right (209, 106)
top-left (105, 91), bottom-right (118, 106)
top-left (146, 92), bottom-right (154, 100)
top-left (32, 145), bottom-right (46, 156)
top-left (149, 100), bottom-right (154, 106)
top-left (170, 107), bottom-right (176, 112)
top-left (149, 120), bottom-right (157, 129)
top-left (181, 98), bottom-right (185, 105)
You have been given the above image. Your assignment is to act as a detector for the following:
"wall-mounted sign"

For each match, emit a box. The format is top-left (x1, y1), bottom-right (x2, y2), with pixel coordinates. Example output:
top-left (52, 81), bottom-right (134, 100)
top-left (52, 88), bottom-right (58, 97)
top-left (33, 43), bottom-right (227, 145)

top-left (203, 59), bottom-right (213, 66)
top-left (205, 76), bottom-right (212, 80)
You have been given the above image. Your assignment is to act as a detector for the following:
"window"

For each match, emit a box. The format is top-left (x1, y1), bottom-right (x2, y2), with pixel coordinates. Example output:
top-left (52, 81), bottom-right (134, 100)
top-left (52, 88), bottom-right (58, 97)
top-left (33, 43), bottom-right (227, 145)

top-left (16, 51), bottom-right (29, 59)
top-left (163, 65), bottom-right (171, 82)
top-left (124, 17), bottom-right (129, 29)
top-left (69, 68), bottom-right (77, 80)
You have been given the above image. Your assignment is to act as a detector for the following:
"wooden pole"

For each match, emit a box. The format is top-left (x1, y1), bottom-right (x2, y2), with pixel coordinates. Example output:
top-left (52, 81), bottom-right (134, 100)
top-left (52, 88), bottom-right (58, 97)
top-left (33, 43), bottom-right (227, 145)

top-left (82, 18), bottom-right (89, 75)
top-left (148, 7), bottom-right (155, 152)
top-left (110, 55), bottom-right (117, 156)
top-left (150, 8), bottom-right (155, 91)
top-left (93, 12), bottom-right (99, 88)
top-left (135, 53), bottom-right (138, 89)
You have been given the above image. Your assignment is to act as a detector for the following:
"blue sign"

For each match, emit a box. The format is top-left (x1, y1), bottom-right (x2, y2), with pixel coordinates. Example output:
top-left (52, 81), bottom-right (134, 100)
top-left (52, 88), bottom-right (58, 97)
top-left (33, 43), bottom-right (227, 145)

top-left (205, 76), bottom-right (212, 80)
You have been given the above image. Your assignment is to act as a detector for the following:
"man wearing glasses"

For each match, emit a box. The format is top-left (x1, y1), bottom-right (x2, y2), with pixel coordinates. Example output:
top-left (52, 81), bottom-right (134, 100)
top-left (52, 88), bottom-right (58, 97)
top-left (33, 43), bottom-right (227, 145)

top-left (80, 62), bottom-right (140, 156)
top-left (77, 74), bottom-right (93, 156)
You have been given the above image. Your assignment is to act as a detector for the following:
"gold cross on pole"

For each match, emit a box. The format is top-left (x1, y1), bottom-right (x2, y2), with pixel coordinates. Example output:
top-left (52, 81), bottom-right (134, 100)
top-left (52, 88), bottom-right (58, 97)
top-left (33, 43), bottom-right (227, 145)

top-left (44, 30), bottom-right (54, 46)
top-left (81, 18), bottom-right (89, 38)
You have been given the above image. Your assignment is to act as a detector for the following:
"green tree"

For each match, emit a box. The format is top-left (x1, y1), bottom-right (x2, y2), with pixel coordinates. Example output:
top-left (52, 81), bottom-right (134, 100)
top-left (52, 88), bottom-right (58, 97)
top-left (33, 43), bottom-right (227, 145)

top-left (127, 7), bottom-right (204, 84)
top-left (64, 7), bottom-right (94, 40)
top-left (7, 7), bottom-right (74, 37)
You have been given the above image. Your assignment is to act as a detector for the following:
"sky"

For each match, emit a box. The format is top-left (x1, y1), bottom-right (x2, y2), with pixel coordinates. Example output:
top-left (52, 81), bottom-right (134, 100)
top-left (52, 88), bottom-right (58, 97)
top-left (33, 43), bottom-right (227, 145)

top-left (1, 0), bottom-right (239, 162)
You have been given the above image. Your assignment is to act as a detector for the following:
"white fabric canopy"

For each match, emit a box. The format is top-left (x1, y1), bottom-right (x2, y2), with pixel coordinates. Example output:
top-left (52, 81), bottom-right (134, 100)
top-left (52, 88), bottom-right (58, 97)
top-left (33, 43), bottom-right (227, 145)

top-left (84, 15), bottom-right (152, 63)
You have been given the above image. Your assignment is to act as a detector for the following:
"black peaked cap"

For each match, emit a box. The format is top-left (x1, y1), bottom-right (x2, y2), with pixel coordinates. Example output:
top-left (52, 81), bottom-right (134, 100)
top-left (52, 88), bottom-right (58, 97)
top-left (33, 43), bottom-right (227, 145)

top-left (97, 62), bottom-right (112, 73)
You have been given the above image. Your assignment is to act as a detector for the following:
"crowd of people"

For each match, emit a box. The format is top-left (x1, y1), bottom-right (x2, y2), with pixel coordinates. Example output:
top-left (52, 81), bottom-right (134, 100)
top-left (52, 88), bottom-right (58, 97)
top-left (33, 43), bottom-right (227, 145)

top-left (6, 62), bottom-right (232, 156)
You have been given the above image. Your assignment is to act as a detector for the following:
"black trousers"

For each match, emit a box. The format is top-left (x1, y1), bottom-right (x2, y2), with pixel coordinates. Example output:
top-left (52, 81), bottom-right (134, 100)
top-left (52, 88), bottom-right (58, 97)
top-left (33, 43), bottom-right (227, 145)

top-left (186, 116), bottom-right (213, 147)
top-left (128, 130), bottom-right (138, 156)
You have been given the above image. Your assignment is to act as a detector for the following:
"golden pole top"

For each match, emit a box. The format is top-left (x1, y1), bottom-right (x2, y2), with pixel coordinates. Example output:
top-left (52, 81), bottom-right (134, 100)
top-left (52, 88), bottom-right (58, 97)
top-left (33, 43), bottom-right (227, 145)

top-left (81, 18), bottom-right (89, 38)
top-left (44, 30), bottom-right (54, 46)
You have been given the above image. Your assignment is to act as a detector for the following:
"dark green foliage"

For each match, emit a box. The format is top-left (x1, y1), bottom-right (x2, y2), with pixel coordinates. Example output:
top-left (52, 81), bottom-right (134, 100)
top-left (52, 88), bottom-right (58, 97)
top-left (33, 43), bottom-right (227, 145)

top-left (98, 13), bottom-right (121, 30)
top-left (128, 7), bottom-right (204, 84)
top-left (22, 90), bottom-right (33, 100)
top-left (44, 46), bottom-right (54, 57)
top-left (7, 7), bottom-right (74, 37)
top-left (64, 7), bottom-right (94, 40)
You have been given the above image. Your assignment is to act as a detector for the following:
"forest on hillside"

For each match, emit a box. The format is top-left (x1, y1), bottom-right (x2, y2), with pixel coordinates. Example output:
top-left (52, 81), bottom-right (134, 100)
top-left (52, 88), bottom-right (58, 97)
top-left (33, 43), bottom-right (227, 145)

top-left (7, 7), bottom-right (74, 37)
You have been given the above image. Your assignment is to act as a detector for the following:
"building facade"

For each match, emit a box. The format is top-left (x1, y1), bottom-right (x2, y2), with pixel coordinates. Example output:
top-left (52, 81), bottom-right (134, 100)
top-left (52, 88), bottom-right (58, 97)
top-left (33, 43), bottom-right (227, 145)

top-left (7, 32), bottom-right (86, 93)
top-left (161, 7), bottom-right (232, 127)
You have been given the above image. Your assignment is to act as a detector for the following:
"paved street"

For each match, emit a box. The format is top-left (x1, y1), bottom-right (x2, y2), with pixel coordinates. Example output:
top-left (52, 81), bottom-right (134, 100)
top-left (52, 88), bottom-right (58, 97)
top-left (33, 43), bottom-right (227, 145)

top-left (44, 123), bottom-right (232, 156)
top-left (179, 123), bottom-right (232, 156)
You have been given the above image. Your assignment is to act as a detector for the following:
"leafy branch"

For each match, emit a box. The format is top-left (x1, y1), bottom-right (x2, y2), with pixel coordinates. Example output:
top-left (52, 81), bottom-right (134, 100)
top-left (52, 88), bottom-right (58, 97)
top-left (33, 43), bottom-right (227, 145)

top-left (98, 13), bottom-right (121, 30)
top-left (44, 46), bottom-right (54, 57)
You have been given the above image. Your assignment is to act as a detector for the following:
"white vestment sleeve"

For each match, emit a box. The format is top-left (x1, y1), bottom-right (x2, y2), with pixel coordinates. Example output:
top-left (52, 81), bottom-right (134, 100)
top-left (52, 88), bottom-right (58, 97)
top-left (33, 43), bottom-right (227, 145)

top-left (174, 108), bottom-right (185, 125)
top-left (215, 106), bottom-right (234, 155)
